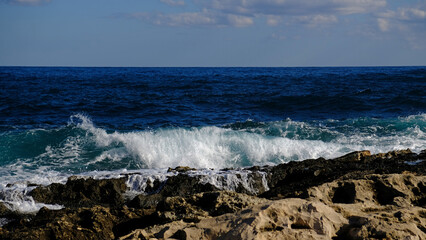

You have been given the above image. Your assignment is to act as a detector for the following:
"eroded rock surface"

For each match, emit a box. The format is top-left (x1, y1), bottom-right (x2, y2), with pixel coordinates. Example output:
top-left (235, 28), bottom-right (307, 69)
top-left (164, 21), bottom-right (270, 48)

top-left (30, 177), bottom-right (127, 208)
top-left (1, 149), bottom-right (425, 239)
top-left (262, 149), bottom-right (426, 199)
top-left (121, 199), bottom-right (347, 240)
top-left (121, 173), bottom-right (426, 240)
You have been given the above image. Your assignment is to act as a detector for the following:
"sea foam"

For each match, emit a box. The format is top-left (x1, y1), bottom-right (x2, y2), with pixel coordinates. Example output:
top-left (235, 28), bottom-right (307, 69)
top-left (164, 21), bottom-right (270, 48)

top-left (73, 114), bottom-right (425, 169)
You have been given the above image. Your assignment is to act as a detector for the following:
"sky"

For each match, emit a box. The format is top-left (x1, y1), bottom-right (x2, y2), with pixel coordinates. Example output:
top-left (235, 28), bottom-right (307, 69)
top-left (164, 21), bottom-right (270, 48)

top-left (0, 0), bottom-right (425, 67)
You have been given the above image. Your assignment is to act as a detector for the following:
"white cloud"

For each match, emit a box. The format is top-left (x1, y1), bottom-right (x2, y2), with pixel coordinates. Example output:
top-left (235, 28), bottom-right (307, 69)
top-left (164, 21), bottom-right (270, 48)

top-left (266, 15), bottom-right (281, 26)
top-left (377, 18), bottom-right (389, 32)
top-left (377, 6), bottom-right (426, 31)
top-left (271, 32), bottom-right (286, 40)
top-left (2, 0), bottom-right (50, 5)
top-left (132, 0), bottom-right (385, 28)
top-left (267, 14), bottom-right (338, 27)
top-left (376, 5), bottom-right (426, 48)
top-left (195, 0), bottom-right (386, 16)
top-left (291, 14), bottom-right (338, 27)
top-left (160, 0), bottom-right (185, 7)
top-left (398, 8), bottom-right (426, 21)
top-left (129, 10), bottom-right (253, 27)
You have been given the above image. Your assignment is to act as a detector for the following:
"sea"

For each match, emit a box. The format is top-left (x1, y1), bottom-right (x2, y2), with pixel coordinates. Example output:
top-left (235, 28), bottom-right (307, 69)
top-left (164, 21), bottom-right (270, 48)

top-left (0, 66), bottom-right (425, 214)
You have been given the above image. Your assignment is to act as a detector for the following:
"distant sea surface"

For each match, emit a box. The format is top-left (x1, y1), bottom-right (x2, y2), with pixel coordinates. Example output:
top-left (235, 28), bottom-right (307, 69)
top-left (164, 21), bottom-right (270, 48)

top-left (1, 67), bottom-right (425, 186)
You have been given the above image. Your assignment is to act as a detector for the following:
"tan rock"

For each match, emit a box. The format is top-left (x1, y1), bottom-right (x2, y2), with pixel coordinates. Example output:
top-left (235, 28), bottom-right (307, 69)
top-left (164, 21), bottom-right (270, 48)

top-left (334, 150), bottom-right (371, 162)
top-left (121, 198), bottom-right (347, 240)
top-left (121, 173), bottom-right (426, 240)
top-left (308, 173), bottom-right (426, 240)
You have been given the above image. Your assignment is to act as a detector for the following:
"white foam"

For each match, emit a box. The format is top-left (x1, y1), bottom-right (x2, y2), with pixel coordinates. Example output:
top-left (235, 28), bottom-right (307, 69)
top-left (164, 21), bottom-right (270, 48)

top-left (73, 114), bottom-right (425, 170)
top-left (0, 185), bottom-right (63, 214)
top-left (0, 218), bottom-right (11, 227)
top-left (74, 115), bottom-right (338, 168)
top-left (193, 169), bottom-right (270, 195)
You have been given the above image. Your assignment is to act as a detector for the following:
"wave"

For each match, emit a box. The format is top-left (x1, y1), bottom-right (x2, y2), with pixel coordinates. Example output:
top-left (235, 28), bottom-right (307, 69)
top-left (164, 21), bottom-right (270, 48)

top-left (1, 114), bottom-right (424, 177)
top-left (0, 113), bottom-right (425, 213)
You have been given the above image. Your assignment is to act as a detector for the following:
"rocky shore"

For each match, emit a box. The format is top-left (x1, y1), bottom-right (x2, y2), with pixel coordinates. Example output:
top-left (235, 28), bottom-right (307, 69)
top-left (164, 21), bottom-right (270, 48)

top-left (1, 149), bottom-right (425, 239)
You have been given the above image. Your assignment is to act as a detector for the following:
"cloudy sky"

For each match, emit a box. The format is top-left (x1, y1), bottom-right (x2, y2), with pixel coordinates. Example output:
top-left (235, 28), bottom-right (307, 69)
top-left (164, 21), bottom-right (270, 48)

top-left (0, 0), bottom-right (425, 66)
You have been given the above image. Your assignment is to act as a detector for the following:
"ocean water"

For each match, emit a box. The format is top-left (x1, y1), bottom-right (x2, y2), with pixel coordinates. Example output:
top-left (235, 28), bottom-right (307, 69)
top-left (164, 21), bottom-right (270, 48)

top-left (0, 66), bottom-right (425, 213)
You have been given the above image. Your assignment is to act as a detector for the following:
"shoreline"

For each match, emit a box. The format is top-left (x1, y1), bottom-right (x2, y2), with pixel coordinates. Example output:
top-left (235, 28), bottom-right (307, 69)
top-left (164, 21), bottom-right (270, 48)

top-left (1, 149), bottom-right (425, 239)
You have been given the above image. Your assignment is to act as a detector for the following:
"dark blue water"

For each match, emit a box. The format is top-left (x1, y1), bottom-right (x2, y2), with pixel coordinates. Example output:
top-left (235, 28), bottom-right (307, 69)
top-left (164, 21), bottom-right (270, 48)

top-left (1, 67), bottom-right (425, 131)
top-left (0, 67), bottom-right (425, 184)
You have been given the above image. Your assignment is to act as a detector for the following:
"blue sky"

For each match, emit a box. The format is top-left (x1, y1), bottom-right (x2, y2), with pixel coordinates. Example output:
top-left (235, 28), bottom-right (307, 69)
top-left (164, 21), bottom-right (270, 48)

top-left (0, 0), bottom-right (425, 67)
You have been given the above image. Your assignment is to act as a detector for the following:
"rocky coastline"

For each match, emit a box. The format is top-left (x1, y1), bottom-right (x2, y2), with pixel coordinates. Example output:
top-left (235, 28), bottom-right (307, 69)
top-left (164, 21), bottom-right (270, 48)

top-left (1, 149), bottom-right (425, 239)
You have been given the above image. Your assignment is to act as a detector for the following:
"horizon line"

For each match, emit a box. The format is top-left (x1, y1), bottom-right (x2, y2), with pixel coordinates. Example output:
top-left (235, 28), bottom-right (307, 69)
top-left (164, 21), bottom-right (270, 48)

top-left (1, 65), bottom-right (425, 68)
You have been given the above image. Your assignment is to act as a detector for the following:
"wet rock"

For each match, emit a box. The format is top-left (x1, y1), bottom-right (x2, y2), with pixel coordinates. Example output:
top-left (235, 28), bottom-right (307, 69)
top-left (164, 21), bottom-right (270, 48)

top-left (373, 148), bottom-right (416, 160)
top-left (143, 178), bottom-right (163, 194)
top-left (1, 205), bottom-right (157, 240)
top-left (159, 174), bottom-right (219, 197)
top-left (122, 173), bottom-right (426, 240)
top-left (1, 206), bottom-right (117, 240)
top-left (0, 202), bottom-right (11, 217)
top-left (30, 177), bottom-right (127, 208)
top-left (334, 150), bottom-right (371, 161)
top-left (127, 194), bottom-right (163, 209)
top-left (2, 149), bottom-right (426, 240)
top-left (262, 149), bottom-right (426, 199)
top-left (167, 166), bottom-right (196, 173)
top-left (155, 191), bottom-right (268, 223)
top-left (244, 171), bottom-right (269, 195)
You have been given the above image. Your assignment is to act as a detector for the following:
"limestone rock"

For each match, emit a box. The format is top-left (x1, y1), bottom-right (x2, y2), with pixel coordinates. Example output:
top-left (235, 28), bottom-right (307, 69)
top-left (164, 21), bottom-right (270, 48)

top-left (189, 191), bottom-right (268, 216)
top-left (155, 191), bottom-right (268, 223)
top-left (127, 193), bottom-right (163, 209)
top-left (334, 150), bottom-right (371, 162)
top-left (167, 166), bottom-right (196, 173)
top-left (120, 173), bottom-right (426, 240)
top-left (308, 173), bottom-right (426, 240)
top-left (1, 206), bottom-right (117, 240)
top-left (2, 149), bottom-right (426, 240)
top-left (262, 149), bottom-right (426, 199)
top-left (121, 198), bottom-right (347, 240)
top-left (30, 177), bottom-right (127, 208)
top-left (159, 174), bottom-right (219, 197)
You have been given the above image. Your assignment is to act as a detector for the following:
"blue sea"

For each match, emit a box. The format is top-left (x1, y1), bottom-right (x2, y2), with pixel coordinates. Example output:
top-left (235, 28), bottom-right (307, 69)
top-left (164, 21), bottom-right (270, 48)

top-left (0, 66), bottom-right (425, 213)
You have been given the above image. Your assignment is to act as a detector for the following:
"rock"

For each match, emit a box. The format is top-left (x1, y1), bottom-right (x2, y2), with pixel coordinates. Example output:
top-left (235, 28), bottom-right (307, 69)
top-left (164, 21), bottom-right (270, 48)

top-left (159, 174), bottom-right (219, 197)
top-left (308, 173), bottom-right (426, 207)
top-left (373, 149), bottom-right (415, 159)
top-left (0, 202), bottom-right (11, 217)
top-left (143, 178), bottom-right (162, 194)
top-left (155, 191), bottom-right (268, 223)
top-left (30, 177), bottom-right (127, 208)
top-left (2, 149), bottom-right (426, 239)
top-left (309, 173), bottom-right (426, 240)
top-left (121, 198), bottom-right (347, 240)
top-left (189, 191), bottom-right (268, 217)
top-left (261, 149), bottom-right (426, 199)
top-left (156, 196), bottom-right (208, 223)
top-left (334, 150), bottom-right (371, 162)
top-left (1, 206), bottom-right (117, 240)
top-left (121, 173), bottom-right (426, 240)
top-left (167, 166), bottom-right (196, 173)
top-left (127, 194), bottom-right (163, 209)
top-left (1, 205), bottom-right (158, 240)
